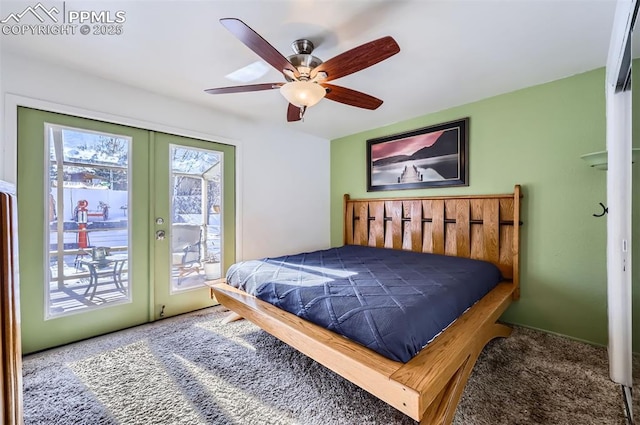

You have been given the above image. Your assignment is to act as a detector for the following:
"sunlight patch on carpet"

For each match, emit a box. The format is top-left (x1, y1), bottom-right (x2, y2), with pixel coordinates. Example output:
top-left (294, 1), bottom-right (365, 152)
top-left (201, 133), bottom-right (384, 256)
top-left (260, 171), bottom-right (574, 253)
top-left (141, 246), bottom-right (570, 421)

top-left (68, 340), bottom-right (207, 425)
top-left (194, 322), bottom-right (257, 352)
top-left (173, 352), bottom-right (292, 423)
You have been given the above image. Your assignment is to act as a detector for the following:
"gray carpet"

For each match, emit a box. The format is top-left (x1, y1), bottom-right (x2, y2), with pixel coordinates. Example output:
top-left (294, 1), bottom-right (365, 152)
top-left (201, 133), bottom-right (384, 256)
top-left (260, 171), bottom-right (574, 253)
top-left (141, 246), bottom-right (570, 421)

top-left (22, 306), bottom-right (638, 424)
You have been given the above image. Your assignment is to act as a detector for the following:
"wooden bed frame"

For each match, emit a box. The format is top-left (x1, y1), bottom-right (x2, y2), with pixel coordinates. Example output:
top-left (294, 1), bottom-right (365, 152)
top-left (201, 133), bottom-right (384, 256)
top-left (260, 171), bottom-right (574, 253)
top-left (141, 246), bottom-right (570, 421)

top-left (0, 181), bottom-right (22, 425)
top-left (211, 185), bottom-right (522, 424)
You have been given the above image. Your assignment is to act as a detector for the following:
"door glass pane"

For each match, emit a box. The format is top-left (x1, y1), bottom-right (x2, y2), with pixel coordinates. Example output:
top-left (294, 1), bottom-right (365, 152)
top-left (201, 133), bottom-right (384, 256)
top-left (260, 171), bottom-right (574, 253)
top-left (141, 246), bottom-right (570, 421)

top-left (46, 124), bottom-right (131, 317)
top-left (170, 145), bottom-right (222, 291)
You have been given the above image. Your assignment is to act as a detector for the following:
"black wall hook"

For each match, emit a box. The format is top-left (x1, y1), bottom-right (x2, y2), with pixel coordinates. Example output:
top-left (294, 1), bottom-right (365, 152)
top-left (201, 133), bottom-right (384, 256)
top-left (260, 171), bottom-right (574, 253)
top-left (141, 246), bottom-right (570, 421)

top-left (593, 202), bottom-right (608, 217)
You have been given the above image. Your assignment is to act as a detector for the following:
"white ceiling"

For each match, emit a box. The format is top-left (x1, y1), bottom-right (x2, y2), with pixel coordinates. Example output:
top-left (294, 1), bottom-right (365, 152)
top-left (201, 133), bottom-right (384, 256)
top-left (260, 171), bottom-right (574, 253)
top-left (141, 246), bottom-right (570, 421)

top-left (1, 0), bottom-right (619, 140)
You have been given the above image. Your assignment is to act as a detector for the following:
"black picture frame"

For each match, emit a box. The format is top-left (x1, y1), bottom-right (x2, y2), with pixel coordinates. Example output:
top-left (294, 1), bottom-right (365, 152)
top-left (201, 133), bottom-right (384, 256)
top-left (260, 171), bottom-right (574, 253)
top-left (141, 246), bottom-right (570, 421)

top-left (366, 118), bottom-right (469, 192)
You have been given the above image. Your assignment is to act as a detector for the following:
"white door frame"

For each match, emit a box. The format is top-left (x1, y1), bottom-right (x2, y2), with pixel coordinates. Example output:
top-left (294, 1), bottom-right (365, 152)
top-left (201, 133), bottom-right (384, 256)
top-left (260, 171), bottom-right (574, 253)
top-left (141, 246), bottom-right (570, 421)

top-left (605, 0), bottom-right (636, 420)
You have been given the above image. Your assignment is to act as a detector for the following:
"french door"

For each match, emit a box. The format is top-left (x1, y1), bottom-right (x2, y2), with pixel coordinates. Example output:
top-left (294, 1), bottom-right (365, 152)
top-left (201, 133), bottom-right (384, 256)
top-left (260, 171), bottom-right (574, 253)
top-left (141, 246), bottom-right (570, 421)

top-left (17, 107), bottom-right (234, 353)
top-left (151, 132), bottom-right (235, 319)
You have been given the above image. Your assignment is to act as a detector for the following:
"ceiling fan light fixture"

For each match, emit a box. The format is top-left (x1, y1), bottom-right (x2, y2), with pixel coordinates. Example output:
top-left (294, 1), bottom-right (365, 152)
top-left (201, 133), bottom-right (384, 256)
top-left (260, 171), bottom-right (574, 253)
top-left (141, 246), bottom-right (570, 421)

top-left (279, 81), bottom-right (326, 108)
top-left (210, 19), bottom-right (401, 122)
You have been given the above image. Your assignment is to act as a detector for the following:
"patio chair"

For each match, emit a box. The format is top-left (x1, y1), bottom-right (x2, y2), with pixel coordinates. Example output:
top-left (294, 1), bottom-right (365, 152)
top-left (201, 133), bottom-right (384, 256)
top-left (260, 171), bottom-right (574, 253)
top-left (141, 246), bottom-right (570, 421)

top-left (172, 224), bottom-right (203, 283)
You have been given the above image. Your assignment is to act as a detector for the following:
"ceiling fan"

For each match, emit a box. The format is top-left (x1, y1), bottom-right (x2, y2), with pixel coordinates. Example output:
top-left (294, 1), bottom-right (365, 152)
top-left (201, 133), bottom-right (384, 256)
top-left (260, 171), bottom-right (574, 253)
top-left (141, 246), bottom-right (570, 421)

top-left (204, 18), bottom-right (401, 122)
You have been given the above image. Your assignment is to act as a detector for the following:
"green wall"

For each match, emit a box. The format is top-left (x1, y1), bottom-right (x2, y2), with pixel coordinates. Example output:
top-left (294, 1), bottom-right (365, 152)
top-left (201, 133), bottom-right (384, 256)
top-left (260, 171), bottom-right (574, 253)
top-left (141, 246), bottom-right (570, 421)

top-left (331, 67), bottom-right (640, 349)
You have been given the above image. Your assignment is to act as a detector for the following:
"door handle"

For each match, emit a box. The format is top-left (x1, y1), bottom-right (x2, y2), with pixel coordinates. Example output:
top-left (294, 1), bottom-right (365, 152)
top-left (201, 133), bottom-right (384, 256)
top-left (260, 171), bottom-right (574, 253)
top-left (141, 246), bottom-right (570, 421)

top-left (155, 230), bottom-right (166, 240)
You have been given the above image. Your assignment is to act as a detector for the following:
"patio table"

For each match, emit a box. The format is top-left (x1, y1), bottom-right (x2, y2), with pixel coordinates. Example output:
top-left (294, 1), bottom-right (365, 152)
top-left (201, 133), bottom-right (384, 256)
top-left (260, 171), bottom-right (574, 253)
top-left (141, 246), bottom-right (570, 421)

top-left (78, 254), bottom-right (128, 300)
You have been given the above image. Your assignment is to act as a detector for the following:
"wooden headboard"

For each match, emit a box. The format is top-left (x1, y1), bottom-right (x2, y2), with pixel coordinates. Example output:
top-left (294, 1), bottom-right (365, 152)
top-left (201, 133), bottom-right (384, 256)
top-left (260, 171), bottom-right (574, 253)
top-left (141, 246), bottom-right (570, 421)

top-left (343, 184), bottom-right (522, 298)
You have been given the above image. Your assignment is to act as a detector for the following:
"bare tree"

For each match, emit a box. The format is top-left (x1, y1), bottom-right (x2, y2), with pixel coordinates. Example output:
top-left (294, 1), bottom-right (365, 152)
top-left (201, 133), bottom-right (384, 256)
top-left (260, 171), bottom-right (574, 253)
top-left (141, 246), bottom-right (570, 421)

top-left (94, 136), bottom-right (128, 190)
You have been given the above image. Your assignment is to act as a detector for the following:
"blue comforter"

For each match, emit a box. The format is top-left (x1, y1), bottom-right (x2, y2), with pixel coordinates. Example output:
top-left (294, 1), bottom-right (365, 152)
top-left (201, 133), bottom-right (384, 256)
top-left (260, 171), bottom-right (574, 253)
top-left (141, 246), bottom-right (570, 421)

top-left (226, 245), bottom-right (502, 362)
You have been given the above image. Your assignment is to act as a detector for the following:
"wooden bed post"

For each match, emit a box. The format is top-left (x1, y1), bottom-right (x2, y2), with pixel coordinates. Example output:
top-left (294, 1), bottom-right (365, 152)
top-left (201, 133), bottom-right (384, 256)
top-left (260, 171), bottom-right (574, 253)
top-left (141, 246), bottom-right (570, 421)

top-left (512, 184), bottom-right (521, 300)
top-left (342, 194), bottom-right (350, 245)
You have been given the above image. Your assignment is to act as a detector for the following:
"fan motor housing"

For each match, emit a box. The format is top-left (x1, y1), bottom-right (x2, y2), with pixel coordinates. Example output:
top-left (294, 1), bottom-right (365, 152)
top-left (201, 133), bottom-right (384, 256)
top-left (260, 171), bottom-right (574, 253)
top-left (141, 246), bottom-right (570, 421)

top-left (285, 39), bottom-right (322, 81)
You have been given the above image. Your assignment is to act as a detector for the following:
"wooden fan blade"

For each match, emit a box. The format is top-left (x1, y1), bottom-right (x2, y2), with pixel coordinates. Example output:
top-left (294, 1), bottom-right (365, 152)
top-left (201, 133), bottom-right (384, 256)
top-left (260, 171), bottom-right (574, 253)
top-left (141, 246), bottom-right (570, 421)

top-left (311, 36), bottom-right (400, 82)
top-left (287, 103), bottom-right (302, 122)
top-left (322, 83), bottom-right (383, 110)
top-left (204, 83), bottom-right (282, 95)
top-left (220, 18), bottom-right (299, 79)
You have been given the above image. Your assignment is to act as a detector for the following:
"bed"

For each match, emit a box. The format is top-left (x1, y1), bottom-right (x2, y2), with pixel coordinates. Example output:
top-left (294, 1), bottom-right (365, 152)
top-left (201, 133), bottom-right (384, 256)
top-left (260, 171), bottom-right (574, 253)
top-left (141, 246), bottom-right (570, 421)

top-left (210, 185), bottom-right (522, 424)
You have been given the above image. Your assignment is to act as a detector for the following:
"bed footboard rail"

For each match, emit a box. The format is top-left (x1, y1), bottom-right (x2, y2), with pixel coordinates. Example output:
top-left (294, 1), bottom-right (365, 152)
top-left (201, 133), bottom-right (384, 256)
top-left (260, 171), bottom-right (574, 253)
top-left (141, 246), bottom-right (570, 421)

top-left (392, 282), bottom-right (515, 423)
top-left (212, 281), bottom-right (515, 423)
top-left (211, 283), bottom-right (420, 418)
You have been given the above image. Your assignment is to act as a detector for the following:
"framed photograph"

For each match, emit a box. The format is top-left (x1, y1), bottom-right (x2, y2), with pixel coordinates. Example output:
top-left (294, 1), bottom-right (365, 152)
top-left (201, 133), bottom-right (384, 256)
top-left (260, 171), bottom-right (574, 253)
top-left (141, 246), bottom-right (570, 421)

top-left (366, 118), bottom-right (469, 191)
